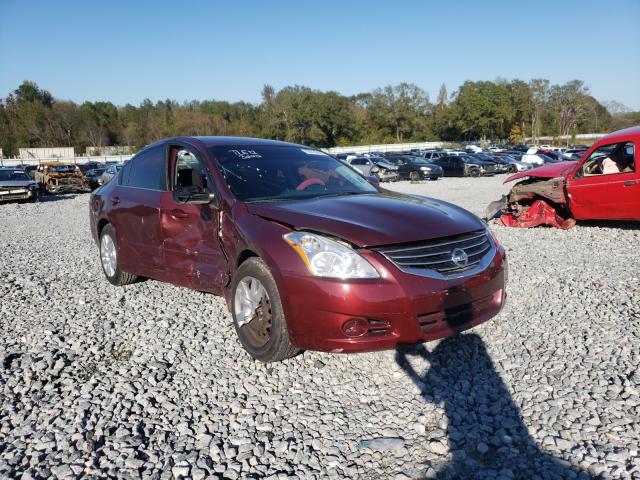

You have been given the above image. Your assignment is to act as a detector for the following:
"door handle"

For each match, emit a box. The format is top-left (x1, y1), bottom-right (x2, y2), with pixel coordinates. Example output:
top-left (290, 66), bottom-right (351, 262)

top-left (170, 209), bottom-right (189, 219)
top-left (112, 196), bottom-right (120, 205)
top-left (623, 180), bottom-right (637, 187)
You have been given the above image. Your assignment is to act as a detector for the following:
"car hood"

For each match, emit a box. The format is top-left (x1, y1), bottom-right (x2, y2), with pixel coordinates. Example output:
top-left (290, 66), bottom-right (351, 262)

top-left (372, 160), bottom-right (398, 170)
top-left (504, 161), bottom-right (576, 184)
top-left (246, 192), bottom-right (485, 248)
top-left (0, 180), bottom-right (36, 188)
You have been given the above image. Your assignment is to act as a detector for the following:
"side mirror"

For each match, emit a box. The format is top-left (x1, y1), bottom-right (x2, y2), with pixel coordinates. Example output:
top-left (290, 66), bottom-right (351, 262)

top-left (367, 176), bottom-right (380, 185)
top-left (175, 186), bottom-right (215, 204)
top-left (625, 145), bottom-right (634, 156)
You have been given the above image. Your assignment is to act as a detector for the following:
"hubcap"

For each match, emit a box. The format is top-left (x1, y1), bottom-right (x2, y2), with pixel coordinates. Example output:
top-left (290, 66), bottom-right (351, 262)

top-left (234, 276), bottom-right (272, 348)
top-left (100, 234), bottom-right (117, 278)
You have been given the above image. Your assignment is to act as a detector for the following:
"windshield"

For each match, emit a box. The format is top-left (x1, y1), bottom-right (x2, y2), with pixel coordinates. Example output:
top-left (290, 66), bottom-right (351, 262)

top-left (48, 165), bottom-right (77, 173)
top-left (0, 170), bottom-right (30, 181)
top-left (208, 145), bottom-right (378, 202)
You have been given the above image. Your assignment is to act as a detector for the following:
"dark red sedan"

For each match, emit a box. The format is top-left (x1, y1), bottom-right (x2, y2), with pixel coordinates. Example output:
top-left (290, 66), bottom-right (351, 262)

top-left (90, 137), bottom-right (507, 362)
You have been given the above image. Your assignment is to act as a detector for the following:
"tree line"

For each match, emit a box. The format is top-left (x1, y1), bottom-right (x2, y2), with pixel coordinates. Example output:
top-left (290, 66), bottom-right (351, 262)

top-left (0, 79), bottom-right (638, 157)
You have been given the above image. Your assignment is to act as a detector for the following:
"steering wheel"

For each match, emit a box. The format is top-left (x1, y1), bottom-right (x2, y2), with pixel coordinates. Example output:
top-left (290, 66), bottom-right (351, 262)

top-left (296, 178), bottom-right (325, 191)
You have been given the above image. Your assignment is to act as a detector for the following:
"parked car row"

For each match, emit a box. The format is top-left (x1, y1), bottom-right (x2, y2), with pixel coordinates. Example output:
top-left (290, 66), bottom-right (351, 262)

top-left (335, 146), bottom-right (545, 179)
top-left (0, 160), bottom-right (128, 203)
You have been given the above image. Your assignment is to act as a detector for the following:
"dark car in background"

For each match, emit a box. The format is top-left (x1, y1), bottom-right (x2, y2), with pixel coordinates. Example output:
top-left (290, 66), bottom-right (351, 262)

top-left (434, 155), bottom-right (496, 177)
top-left (383, 155), bottom-right (443, 180)
top-left (89, 136), bottom-right (506, 362)
top-left (85, 168), bottom-right (106, 190)
top-left (0, 167), bottom-right (39, 202)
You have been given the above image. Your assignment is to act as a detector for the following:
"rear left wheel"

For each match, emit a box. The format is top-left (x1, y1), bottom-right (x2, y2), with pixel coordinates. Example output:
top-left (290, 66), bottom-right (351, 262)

top-left (232, 257), bottom-right (298, 362)
top-left (99, 224), bottom-right (138, 286)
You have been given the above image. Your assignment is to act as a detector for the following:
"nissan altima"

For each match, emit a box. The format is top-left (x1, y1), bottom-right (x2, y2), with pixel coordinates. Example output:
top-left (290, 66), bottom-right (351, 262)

top-left (89, 137), bottom-right (507, 362)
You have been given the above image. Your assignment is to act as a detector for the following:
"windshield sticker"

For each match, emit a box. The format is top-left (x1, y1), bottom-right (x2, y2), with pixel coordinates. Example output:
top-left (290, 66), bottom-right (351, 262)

top-left (229, 149), bottom-right (262, 160)
top-left (301, 149), bottom-right (328, 156)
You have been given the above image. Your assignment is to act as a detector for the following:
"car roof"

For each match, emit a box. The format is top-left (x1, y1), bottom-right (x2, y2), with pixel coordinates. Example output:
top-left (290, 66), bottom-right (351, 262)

top-left (596, 126), bottom-right (640, 145)
top-left (145, 136), bottom-right (305, 150)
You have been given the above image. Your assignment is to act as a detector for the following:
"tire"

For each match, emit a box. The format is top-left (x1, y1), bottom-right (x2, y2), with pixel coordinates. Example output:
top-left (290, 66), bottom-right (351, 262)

top-left (99, 224), bottom-right (138, 286)
top-left (409, 171), bottom-right (420, 182)
top-left (231, 257), bottom-right (298, 362)
top-left (469, 169), bottom-right (480, 177)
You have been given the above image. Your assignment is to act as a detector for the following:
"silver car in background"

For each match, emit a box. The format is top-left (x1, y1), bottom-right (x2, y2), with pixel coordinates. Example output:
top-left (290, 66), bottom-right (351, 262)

top-left (0, 168), bottom-right (39, 202)
top-left (97, 163), bottom-right (123, 187)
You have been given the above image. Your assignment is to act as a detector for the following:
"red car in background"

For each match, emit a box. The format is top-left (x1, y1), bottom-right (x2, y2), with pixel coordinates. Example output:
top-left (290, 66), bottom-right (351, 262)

top-left (90, 137), bottom-right (507, 362)
top-left (493, 126), bottom-right (640, 228)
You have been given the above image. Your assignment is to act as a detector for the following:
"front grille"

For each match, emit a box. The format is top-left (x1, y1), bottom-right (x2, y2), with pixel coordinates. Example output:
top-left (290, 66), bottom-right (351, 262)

top-left (375, 230), bottom-right (493, 277)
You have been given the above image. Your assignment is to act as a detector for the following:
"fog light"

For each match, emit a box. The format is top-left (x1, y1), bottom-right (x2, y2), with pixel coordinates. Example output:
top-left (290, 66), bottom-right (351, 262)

top-left (342, 318), bottom-right (369, 337)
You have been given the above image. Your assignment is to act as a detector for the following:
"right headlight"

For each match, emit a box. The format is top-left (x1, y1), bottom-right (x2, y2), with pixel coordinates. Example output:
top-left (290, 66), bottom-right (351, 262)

top-left (284, 231), bottom-right (380, 279)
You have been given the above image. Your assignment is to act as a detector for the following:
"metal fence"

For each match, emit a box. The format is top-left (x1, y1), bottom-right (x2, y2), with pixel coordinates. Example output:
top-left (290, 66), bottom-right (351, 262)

top-left (325, 141), bottom-right (444, 155)
top-left (0, 155), bottom-right (134, 167)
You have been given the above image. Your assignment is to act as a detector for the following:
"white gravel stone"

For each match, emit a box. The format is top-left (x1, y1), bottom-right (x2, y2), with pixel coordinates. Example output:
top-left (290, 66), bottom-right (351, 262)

top-left (1, 177), bottom-right (638, 479)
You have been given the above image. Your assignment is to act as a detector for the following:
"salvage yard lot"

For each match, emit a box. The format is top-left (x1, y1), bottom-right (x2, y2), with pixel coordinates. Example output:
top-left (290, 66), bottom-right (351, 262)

top-left (1, 176), bottom-right (639, 479)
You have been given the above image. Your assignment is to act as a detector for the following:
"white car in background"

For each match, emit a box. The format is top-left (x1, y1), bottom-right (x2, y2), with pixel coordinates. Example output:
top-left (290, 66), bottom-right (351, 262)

top-left (521, 148), bottom-right (545, 166)
top-left (345, 156), bottom-right (380, 176)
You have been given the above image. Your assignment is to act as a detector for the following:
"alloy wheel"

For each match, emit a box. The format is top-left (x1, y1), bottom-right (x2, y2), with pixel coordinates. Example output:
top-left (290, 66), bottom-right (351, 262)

top-left (234, 276), bottom-right (272, 349)
top-left (100, 233), bottom-right (117, 278)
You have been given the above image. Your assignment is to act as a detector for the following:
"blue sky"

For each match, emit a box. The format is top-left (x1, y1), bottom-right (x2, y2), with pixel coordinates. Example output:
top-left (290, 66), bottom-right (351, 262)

top-left (1, 0), bottom-right (639, 109)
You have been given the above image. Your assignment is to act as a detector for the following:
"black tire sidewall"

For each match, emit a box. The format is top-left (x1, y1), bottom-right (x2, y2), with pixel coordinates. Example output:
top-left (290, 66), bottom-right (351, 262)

top-left (231, 258), bottom-right (291, 362)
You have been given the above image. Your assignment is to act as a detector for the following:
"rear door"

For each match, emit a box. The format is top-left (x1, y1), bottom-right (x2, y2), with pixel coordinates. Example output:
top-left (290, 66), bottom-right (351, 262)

top-left (160, 145), bottom-right (228, 293)
top-left (109, 146), bottom-right (166, 275)
top-left (567, 141), bottom-right (639, 220)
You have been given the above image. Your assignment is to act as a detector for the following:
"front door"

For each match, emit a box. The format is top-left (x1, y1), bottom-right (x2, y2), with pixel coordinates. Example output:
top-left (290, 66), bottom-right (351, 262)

top-left (567, 141), bottom-right (639, 220)
top-left (160, 146), bottom-right (229, 293)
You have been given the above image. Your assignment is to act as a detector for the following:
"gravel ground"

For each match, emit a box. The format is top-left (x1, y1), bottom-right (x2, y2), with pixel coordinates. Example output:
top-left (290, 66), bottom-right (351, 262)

top-left (1, 175), bottom-right (639, 479)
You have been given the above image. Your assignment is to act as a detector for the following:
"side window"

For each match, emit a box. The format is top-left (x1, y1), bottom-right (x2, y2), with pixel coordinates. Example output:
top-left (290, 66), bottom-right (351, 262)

top-left (578, 142), bottom-right (635, 177)
top-left (119, 161), bottom-right (132, 185)
top-left (124, 146), bottom-right (166, 190)
top-left (174, 149), bottom-right (211, 191)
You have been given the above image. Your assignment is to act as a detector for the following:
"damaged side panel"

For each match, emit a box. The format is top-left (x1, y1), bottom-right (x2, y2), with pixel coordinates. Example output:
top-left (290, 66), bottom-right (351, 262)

top-left (508, 177), bottom-right (568, 205)
top-left (492, 177), bottom-right (576, 229)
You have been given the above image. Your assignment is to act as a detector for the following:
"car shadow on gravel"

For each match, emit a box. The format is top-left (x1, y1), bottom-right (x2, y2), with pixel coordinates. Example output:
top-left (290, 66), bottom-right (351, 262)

top-left (38, 194), bottom-right (79, 202)
top-left (396, 334), bottom-right (591, 480)
top-left (576, 219), bottom-right (639, 231)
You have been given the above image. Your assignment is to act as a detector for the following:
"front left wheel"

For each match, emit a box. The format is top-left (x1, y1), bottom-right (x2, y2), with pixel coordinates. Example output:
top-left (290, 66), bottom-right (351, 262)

top-left (231, 257), bottom-right (298, 362)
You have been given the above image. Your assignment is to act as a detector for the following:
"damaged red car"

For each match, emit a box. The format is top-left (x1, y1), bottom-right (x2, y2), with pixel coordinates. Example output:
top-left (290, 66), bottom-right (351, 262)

top-left (90, 137), bottom-right (507, 362)
top-left (491, 126), bottom-right (640, 228)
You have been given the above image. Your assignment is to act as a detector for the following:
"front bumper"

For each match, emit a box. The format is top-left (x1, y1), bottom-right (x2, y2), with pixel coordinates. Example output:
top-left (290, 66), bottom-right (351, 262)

top-left (0, 188), bottom-right (36, 202)
top-left (280, 246), bottom-right (506, 352)
top-left (48, 183), bottom-right (91, 194)
top-left (377, 171), bottom-right (400, 182)
top-left (420, 170), bottom-right (443, 179)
